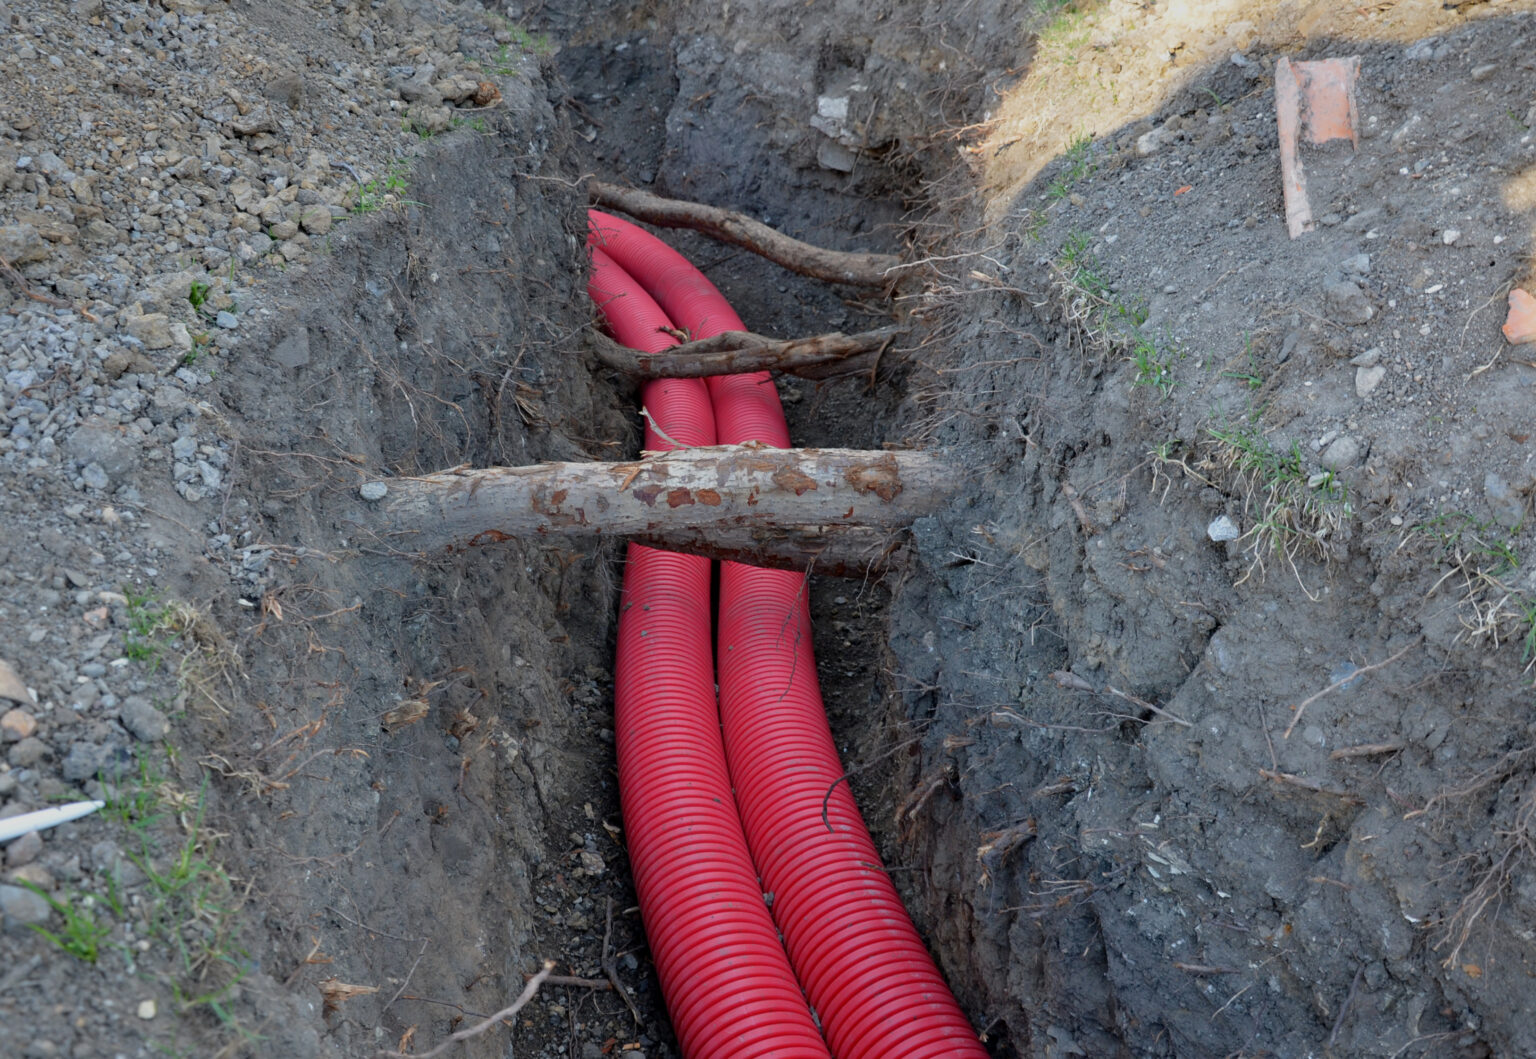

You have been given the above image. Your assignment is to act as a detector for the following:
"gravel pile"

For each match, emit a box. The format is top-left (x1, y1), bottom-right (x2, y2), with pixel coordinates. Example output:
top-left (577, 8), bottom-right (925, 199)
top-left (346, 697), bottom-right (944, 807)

top-left (0, 1), bottom-right (545, 1054)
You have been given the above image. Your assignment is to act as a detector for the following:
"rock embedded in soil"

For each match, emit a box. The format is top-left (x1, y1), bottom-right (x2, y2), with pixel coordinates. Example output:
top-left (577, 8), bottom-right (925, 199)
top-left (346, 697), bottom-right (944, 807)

top-left (118, 696), bottom-right (169, 742)
top-left (5, 829), bottom-right (43, 868)
top-left (0, 224), bottom-right (48, 265)
top-left (1355, 363), bottom-right (1386, 397)
top-left (1, 708), bottom-right (37, 741)
top-left (1323, 279), bottom-right (1374, 324)
top-left (1321, 435), bottom-right (1364, 470)
top-left (1207, 514), bottom-right (1240, 541)
top-left (0, 882), bottom-right (51, 931)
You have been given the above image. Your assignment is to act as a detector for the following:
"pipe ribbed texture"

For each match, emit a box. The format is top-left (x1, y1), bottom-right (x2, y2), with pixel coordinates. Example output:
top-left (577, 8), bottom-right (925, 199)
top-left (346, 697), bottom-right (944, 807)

top-left (589, 247), bottom-right (831, 1059)
top-left (590, 210), bottom-right (988, 1059)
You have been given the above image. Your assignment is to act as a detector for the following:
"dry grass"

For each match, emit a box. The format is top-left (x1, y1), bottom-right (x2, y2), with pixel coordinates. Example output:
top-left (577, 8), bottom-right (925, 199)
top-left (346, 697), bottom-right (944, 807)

top-left (1407, 513), bottom-right (1536, 674)
top-left (1150, 422), bottom-right (1354, 597)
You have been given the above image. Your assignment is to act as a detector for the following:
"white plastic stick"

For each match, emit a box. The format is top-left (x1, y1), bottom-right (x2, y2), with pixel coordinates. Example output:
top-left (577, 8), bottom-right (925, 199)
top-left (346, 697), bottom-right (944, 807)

top-left (0, 800), bottom-right (106, 844)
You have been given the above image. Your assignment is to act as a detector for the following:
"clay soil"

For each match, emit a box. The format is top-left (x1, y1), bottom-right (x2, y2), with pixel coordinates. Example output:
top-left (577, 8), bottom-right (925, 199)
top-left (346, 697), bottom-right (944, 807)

top-left (3, 1), bottom-right (1536, 1058)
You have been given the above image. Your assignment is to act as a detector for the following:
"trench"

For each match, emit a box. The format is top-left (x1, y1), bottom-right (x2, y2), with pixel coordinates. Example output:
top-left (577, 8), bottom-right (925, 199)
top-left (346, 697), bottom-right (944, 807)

top-left (198, 4), bottom-right (1008, 1057)
top-left (183, 3), bottom-right (1536, 1058)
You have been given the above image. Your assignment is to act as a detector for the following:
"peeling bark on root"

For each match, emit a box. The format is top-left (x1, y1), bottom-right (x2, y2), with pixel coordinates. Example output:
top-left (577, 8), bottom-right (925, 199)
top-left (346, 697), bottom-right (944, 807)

top-left (589, 326), bottom-right (903, 380)
top-left (360, 446), bottom-right (952, 574)
top-left (589, 180), bottom-right (904, 289)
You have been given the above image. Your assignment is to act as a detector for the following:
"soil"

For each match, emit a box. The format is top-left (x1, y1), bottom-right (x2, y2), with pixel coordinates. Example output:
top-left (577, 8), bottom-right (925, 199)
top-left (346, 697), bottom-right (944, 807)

top-left (3, 1), bottom-right (1536, 1058)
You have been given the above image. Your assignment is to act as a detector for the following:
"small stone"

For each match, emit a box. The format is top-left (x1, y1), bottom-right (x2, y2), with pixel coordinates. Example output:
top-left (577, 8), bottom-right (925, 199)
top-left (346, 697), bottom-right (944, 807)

top-left (171, 436), bottom-right (197, 460)
top-left (215, 310), bottom-right (239, 330)
top-left (1207, 515), bottom-right (1240, 542)
top-left (6, 829), bottom-right (43, 868)
top-left (8, 864), bottom-right (54, 892)
top-left (1484, 472), bottom-right (1526, 528)
top-left (0, 224), bottom-right (49, 266)
top-left (81, 462), bottom-right (110, 490)
top-left (269, 219), bottom-right (300, 240)
top-left (137, 999), bottom-right (157, 1020)
top-left (61, 742), bottom-right (128, 783)
top-left (1470, 63), bottom-right (1497, 82)
top-left (359, 482), bottom-right (388, 501)
top-left (2, 708), bottom-right (37, 741)
top-left (126, 313), bottom-right (174, 350)
top-left (1320, 435), bottom-right (1364, 470)
top-left (263, 70), bottom-right (305, 109)
top-left (231, 108), bottom-right (277, 136)
top-left (1349, 347), bottom-right (1382, 367)
top-left (0, 883), bottom-right (52, 932)
top-left (1441, 228), bottom-right (1461, 246)
top-left (8, 737), bottom-right (49, 767)
top-left (1136, 126), bottom-right (1168, 155)
top-left (578, 851), bottom-right (605, 876)
top-left (1355, 364), bottom-right (1386, 398)
top-left (298, 205), bottom-right (332, 235)
top-left (1322, 280), bottom-right (1373, 325)
top-left (66, 418), bottom-right (141, 476)
top-left (119, 696), bottom-right (170, 742)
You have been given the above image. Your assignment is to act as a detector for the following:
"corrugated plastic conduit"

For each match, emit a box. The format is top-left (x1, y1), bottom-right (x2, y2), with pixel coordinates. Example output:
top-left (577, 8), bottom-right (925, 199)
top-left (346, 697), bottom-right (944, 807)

top-left (589, 211), bottom-right (986, 1059)
top-left (589, 247), bottom-right (832, 1059)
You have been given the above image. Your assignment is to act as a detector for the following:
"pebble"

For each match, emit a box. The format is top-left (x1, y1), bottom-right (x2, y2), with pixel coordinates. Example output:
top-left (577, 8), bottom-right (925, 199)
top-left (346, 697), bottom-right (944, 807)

top-left (1483, 472), bottom-right (1524, 528)
top-left (118, 696), bottom-right (170, 742)
top-left (126, 313), bottom-right (174, 350)
top-left (1207, 515), bottom-right (1240, 542)
top-left (136, 999), bottom-right (157, 1020)
top-left (80, 462), bottom-right (110, 491)
top-left (215, 310), bottom-right (239, 330)
top-left (8, 737), bottom-right (49, 768)
top-left (1322, 280), bottom-right (1374, 325)
top-left (1321, 436), bottom-right (1363, 470)
top-left (0, 883), bottom-right (53, 932)
top-left (2, 707), bottom-right (38, 741)
top-left (61, 741), bottom-right (129, 783)
top-left (359, 482), bottom-right (388, 501)
top-left (1441, 228), bottom-right (1461, 246)
top-left (6, 829), bottom-right (44, 868)
top-left (1355, 364), bottom-right (1386, 398)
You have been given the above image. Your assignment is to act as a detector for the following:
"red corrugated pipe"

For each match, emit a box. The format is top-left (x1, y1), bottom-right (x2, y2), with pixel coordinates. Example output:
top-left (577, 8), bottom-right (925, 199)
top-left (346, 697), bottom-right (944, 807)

top-left (589, 246), bottom-right (832, 1059)
top-left (589, 211), bottom-right (988, 1059)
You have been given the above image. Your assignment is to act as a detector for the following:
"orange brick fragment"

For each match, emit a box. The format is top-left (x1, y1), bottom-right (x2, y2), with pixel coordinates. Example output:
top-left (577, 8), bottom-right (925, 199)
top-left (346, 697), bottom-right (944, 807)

top-left (1504, 288), bottom-right (1536, 345)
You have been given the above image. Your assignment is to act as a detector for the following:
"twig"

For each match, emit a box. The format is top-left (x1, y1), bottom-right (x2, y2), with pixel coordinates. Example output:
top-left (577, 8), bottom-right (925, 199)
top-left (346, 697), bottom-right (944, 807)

top-left (381, 939), bottom-right (431, 1015)
top-left (1325, 963), bottom-right (1365, 1056)
top-left (602, 898), bottom-right (643, 1025)
top-left (324, 905), bottom-right (422, 944)
top-left (1173, 962), bottom-right (1243, 975)
top-left (1284, 638), bottom-right (1421, 738)
top-left (1104, 684), bottom-right (1192, 728)
top-left (822, 735), bottom-right (923, 832)
top-left (376, 960), bottom-right (553, 1059)
top-left (590, 180), bottom-right (904, 288)
top-left (0, 251), bottom-right (69, 307)
top-left (1259, 769), bottom-right (1364, 805)
top-left (1048, 671), bottom-right (1190, 727)
top-left (1330, 741), bottom-right (1405, 760)
top-left (535, 974), bottom-right (613, 991)
top-left (1057, 480), bottom-right (1097, 536)
top-left (637, 407), bottom-right (686, 451)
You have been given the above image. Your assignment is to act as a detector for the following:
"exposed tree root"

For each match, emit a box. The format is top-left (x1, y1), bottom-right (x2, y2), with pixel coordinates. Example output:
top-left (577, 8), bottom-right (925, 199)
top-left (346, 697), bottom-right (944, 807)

top-left (589, 179), bottom-right (905, 288)
top-left (589, 325), bottom-right (904, 380)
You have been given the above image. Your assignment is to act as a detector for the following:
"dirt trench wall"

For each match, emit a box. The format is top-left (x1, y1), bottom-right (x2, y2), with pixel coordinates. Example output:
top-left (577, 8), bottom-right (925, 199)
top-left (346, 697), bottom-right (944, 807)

top-left (882, 16), bottom-right (1536, 1059)
top-left (196, 77), bottom-right (635, 1056)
